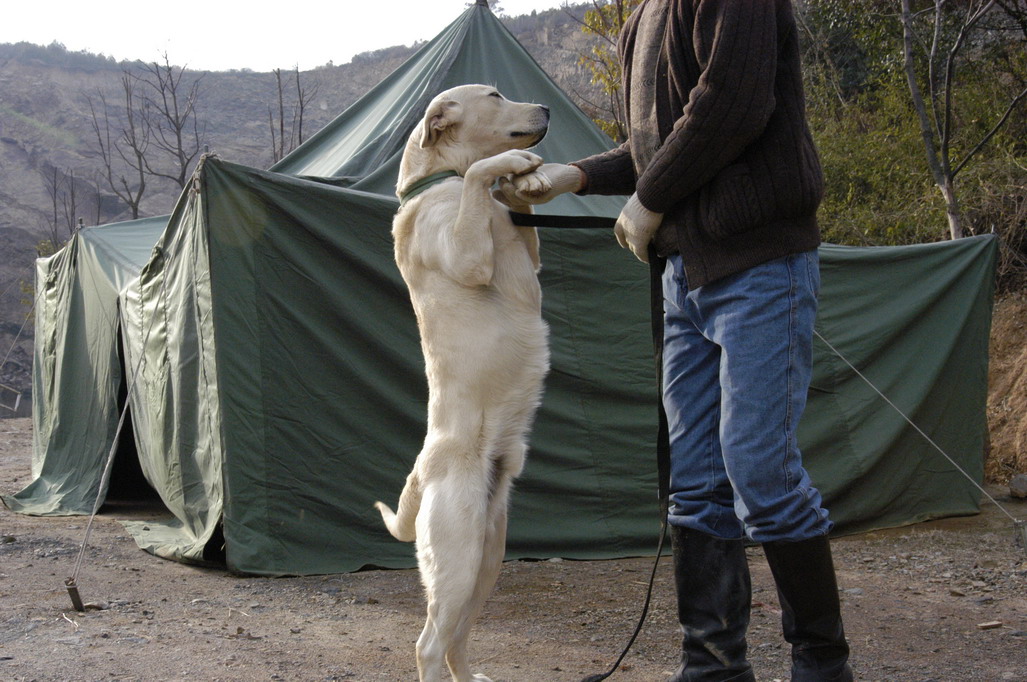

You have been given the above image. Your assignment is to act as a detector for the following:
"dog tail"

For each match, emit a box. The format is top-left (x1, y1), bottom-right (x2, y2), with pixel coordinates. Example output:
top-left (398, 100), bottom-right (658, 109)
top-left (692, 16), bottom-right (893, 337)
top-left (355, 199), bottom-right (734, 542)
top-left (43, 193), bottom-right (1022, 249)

top-left (374, 472), bottom-right (421, 542)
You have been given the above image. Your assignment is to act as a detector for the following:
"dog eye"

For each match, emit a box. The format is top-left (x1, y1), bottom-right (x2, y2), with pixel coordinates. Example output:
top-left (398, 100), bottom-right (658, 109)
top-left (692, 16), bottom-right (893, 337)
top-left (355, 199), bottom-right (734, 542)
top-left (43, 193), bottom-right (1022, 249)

top-left (489, 91), bottom-right (503, 99)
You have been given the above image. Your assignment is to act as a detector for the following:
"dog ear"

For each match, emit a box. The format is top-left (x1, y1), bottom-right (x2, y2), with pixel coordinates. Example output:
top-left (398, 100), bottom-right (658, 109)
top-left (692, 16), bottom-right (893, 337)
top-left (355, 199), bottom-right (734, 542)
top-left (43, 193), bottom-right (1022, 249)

top-left (420, 99), bottom-right (461, 148)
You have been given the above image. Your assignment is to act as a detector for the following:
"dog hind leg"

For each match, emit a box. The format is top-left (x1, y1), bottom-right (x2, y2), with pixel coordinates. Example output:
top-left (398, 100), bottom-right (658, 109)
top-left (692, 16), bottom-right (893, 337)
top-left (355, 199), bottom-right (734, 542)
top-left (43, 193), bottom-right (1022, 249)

top-left (442, 451), bottom-right (521, 682)
top-left (415, 470), bottom-right (490, 682)
top-left (441, 395), bottom-right (539, 679)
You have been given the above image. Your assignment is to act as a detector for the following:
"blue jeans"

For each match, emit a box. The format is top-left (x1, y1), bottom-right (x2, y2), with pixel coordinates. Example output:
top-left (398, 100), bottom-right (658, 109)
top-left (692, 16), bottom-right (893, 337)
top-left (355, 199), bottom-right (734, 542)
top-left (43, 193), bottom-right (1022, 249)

top-left (662, 251), bottom-right (833, 543)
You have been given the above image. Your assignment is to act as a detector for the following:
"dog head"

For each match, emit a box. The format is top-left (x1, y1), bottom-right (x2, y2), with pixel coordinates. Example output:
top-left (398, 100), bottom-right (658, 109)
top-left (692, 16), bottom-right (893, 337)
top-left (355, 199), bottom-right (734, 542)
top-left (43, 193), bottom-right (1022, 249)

top-left (399, 84), bottom-right (549, 185)
top-left (419, 84), bottom-right (550, 152)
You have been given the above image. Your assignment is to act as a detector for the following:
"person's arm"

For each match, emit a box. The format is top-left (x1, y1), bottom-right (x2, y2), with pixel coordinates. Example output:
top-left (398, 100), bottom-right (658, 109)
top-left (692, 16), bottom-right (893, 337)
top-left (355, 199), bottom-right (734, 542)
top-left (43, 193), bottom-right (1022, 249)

top-left (571, 141), bottom-right (636, 196)
top-left (635, 0), bottom-right (779, 214)
top-left (507, 142), bottom-right (633, 204)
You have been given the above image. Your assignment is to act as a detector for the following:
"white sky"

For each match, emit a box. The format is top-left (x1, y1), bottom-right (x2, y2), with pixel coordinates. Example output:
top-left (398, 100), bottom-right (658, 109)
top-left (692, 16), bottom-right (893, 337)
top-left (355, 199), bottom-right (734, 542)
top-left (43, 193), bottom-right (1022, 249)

top-left (3, 1), bottom-right (570, 72)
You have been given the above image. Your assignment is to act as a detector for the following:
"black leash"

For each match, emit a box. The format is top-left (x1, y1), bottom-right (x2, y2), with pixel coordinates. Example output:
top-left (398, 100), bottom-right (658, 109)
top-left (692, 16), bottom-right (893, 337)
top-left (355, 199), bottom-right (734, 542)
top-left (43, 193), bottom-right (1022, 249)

top-left (580, 517), bottom-right (668, 681)
top-left (509, 211), bottom-right (617, 229)
top-left (506, 213), bottom-right (675, 678)
top-left (580, 246), bottom-right (674, 681)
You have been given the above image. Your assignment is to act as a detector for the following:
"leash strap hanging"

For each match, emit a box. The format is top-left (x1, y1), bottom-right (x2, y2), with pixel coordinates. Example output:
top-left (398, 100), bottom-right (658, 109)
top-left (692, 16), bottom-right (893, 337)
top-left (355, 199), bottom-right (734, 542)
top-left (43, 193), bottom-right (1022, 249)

top-left (509, 211), bottom-right (617, 229)
top-left (580, 517), bottom-right (668, 682)
top-left (580, 245), bottom-right (671, 682)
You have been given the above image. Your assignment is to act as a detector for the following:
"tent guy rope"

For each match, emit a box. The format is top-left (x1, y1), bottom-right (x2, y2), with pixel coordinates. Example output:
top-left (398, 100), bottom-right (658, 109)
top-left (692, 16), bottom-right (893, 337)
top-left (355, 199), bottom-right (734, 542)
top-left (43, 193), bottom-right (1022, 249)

top-left (587, 323), bottom-right (1027, 679)
top-left (64, 167), bottom-right (206, 612)
top-left (813, 329), bottom-right (1026, 554)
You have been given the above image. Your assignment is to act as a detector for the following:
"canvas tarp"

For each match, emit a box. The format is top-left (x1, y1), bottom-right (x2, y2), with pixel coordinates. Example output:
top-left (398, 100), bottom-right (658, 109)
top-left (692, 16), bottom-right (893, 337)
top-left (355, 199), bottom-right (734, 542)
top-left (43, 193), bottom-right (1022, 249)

top-left (3, 2), bottom-right (998, 575)
top-left (5, 155), bottom-right (998, 575)
top-left (15, 215), bottom-right (167, 512)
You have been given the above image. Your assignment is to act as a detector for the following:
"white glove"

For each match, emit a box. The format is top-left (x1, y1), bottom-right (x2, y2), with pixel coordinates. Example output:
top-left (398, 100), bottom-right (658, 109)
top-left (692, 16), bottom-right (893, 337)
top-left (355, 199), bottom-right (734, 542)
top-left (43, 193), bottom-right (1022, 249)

top-left (508, 163), bottom-right (585, 204)
top-left (614, 193), bottom-right (664, 264)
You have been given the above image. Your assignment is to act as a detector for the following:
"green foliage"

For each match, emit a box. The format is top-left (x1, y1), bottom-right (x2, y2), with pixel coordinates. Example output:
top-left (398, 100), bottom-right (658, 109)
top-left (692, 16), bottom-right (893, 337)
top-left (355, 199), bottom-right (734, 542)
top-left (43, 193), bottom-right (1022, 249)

top-left (576, 0), bottom-right (642, 140)
top-left (811, 78), bottom-right (950, 246)
top-left (797, 0), bottom-right (901, 113)
top-left (0, 106), bottom-right (78, 148)
top-left (799, 0), bottom-right (1027, 270)
top-left (0, 41), bottom-right (121, 72)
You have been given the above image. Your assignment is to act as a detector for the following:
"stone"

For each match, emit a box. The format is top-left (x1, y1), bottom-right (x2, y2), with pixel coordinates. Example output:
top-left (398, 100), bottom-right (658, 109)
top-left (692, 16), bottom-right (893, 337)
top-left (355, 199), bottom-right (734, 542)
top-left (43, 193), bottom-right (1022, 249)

top-left (1009, 473), bottom-right (1027, 499)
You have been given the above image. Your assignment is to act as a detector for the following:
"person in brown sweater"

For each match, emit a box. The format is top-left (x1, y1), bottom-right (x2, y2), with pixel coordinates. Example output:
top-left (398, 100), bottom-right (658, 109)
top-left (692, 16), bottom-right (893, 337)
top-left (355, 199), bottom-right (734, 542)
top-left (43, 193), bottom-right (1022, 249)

top-left (509, 1), bottom-right (853, 680)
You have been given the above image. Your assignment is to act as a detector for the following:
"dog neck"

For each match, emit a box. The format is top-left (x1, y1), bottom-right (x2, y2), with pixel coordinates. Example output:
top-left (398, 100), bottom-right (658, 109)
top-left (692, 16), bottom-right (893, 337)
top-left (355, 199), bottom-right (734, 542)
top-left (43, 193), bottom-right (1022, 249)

top-left (396, 131), bottom-right (484, 201)
top-left (398, 170), bottom-right (462, 207)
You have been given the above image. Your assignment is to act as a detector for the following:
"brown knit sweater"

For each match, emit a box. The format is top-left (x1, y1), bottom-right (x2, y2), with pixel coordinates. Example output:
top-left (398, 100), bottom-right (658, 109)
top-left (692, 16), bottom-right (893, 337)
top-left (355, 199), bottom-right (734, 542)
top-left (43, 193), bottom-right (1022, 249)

top-left (574, 0), bottom-right (824, 288)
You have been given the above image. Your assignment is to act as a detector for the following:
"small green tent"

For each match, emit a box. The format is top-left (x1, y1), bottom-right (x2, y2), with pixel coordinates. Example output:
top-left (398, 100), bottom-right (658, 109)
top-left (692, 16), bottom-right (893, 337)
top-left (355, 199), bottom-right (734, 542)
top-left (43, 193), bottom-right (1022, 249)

top-left (4, 4), bottom-right (997, 575)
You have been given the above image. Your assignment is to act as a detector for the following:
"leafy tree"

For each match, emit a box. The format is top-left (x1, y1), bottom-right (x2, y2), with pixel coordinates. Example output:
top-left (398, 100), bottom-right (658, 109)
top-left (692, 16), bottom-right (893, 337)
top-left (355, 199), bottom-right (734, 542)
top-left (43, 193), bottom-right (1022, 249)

top-left (798, 0), bottom-right (1026, 270)
top-left (571, 0), bottom-right (641, 141)
top-left (899, 0), bottom-right (1027, 239)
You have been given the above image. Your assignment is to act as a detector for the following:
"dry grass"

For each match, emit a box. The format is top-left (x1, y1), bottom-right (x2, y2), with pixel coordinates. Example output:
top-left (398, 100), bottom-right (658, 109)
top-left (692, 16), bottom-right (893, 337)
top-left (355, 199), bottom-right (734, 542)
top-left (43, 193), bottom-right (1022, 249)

top-left (986, 291), bottom-right (1027, 483)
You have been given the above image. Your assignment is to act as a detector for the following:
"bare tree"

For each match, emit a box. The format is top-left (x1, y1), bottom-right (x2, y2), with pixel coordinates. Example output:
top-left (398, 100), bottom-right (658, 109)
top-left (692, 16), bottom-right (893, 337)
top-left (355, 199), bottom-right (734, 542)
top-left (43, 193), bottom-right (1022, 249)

top-left (39, 165), bottom-right (64, 246)
top-left (900, 0), bottom-right (1027, 239)
top-left (86, 75), bottom-right (149, 220)
top-left (39, 165), bottom-right (81, 246)
top-left (87, 170), bottom-right (107, 226)
top-left (294, 66), bottom-right (317, 147)
top-left (268, 67), bottom-right (320, 163)
top-left (86, 55), bottom-right (206, 218)
top-left (270, 69), bottom-right (288, 163)
top-left (60, 168), bottom-right (78, 236)
top-left (139, 52), bottom-right (205, 188)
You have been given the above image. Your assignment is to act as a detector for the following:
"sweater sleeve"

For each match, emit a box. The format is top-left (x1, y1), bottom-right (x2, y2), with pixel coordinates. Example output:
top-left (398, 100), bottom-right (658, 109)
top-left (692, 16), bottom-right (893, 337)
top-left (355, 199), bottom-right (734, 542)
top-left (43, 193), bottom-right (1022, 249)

top-left (635, 0), bottom-right (779, 214)
top-left (571, 141), bottom-right (637, 196)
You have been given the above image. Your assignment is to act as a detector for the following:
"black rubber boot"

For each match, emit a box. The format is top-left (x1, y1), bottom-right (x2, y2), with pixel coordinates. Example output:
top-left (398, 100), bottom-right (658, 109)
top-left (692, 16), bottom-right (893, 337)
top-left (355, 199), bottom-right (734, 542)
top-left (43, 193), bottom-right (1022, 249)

top-left (667, 526), bottom-right (756, 682)
top-left (763, 536), bottom-right (853, 682)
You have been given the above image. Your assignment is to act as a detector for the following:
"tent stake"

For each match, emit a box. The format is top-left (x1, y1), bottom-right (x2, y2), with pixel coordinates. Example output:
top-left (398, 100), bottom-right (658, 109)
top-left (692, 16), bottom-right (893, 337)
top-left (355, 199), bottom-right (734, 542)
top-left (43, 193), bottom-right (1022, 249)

top-left (64, 577), bottom-right (85, 612)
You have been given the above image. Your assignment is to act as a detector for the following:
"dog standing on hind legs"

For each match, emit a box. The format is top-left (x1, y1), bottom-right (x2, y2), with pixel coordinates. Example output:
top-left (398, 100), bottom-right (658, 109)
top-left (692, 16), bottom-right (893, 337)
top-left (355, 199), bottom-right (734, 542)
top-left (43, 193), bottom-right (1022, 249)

top-left (375, 84), bottom-right (553, 682)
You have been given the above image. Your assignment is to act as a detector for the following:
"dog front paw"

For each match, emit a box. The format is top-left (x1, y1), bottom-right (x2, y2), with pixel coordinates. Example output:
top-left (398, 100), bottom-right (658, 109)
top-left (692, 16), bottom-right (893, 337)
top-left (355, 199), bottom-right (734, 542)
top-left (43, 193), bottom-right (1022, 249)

top-left (468, 150), bottom-right (543, 183)
top-left (510, 169), bottom-right (552, 198)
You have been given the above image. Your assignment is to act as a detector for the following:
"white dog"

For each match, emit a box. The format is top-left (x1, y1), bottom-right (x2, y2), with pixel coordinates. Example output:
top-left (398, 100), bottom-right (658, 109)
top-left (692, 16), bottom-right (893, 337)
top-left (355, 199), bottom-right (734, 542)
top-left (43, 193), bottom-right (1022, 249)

top-left (375, 84), bottom-right (552, 682)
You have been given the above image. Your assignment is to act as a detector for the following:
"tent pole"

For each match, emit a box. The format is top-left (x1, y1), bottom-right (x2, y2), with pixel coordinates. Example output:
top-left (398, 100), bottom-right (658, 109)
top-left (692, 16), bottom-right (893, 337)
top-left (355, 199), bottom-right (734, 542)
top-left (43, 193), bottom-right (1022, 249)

top-left (62, 192), bottom-right (188, 609)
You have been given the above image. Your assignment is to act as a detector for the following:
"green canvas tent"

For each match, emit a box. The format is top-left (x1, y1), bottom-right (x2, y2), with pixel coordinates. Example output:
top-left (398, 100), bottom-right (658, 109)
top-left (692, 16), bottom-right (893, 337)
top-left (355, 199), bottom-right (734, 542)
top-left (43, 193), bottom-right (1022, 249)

top-left (4, 4), bottom-right (998, 576)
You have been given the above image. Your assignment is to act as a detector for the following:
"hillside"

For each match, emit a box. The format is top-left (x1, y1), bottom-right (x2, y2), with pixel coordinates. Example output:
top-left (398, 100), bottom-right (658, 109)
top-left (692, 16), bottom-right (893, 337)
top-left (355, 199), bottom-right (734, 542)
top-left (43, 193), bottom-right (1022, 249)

top-left (0, 3), bottom-right (601, 407)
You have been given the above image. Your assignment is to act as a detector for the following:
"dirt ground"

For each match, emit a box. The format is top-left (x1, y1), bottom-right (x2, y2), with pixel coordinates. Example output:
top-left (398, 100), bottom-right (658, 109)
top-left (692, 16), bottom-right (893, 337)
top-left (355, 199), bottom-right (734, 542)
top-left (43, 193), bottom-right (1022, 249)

top-left (0, 418), bottom-right (1025, 681)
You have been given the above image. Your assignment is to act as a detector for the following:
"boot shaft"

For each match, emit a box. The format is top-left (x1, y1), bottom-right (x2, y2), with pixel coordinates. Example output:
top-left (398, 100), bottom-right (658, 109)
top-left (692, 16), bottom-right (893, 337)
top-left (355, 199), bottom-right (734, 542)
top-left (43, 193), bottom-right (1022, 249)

top-left (762, 535), bottom-right (853, 682)
top-left (668, 526), bottom-right (755, 682)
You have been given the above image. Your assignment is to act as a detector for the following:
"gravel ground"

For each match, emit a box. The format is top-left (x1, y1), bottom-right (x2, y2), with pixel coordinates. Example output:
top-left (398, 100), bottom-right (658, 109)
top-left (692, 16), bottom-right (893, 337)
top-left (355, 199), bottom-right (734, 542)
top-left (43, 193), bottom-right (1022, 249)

top-left (1, 417), bottom-right (1025, 681)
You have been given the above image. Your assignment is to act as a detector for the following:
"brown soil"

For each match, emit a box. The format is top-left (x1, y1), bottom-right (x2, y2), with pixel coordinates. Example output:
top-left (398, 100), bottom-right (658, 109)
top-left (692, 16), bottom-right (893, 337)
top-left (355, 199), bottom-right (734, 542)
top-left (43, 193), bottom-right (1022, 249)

top-left (1, 415), bottom-right (1025, 682)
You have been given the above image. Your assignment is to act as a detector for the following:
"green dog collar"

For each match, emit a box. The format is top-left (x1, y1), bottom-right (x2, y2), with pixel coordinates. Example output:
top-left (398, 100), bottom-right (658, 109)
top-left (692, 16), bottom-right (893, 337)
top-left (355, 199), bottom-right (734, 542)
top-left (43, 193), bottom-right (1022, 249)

top-left (398, 170), bottom-right (461, 207)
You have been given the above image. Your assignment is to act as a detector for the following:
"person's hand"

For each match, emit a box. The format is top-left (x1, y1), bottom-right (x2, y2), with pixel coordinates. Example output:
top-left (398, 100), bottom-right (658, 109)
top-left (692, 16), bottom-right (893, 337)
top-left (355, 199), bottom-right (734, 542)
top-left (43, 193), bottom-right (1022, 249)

top-left (493, 177), bottom-right (531, 211)
top-left (614, 193), bottom-right (663, 263)
top-left (508, 163), bottom-right (585, 204)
